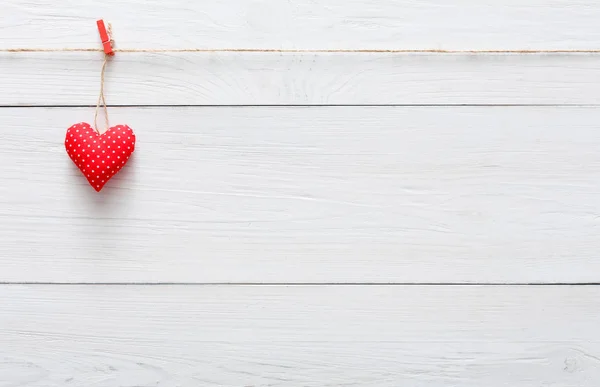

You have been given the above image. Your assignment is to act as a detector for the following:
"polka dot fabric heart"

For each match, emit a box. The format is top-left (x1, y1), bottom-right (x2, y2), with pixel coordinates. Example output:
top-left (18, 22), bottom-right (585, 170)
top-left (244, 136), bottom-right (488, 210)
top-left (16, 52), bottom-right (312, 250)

top-left (65, 122), bottom-right (136, 192)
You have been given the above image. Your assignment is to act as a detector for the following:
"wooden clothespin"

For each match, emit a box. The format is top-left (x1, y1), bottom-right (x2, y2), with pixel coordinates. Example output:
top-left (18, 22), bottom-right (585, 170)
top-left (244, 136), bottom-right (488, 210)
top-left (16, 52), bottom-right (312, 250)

top-left (96, 19), bottom-right (114, 55)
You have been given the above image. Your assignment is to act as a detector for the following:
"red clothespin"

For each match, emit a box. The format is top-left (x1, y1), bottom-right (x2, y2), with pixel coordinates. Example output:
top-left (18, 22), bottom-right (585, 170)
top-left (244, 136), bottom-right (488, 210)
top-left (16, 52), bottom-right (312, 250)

top-left (97, 19), bottom-right (114, 56)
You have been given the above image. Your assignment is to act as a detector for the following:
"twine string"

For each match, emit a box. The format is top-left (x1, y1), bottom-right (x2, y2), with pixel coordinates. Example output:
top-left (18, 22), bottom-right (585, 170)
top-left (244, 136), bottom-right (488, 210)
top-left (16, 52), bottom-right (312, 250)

top-left (93, 24), bottom-right (112, 134)
top-left (93, 55), bottom-right (110, 133)
top-left (2, 48), bottom-right (600, 54)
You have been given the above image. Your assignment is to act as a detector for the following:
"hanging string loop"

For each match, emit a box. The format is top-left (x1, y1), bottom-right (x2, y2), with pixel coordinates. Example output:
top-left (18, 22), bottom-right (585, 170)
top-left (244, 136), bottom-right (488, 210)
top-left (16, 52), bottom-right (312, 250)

top-left (93, 23), bottom-right (113, 134)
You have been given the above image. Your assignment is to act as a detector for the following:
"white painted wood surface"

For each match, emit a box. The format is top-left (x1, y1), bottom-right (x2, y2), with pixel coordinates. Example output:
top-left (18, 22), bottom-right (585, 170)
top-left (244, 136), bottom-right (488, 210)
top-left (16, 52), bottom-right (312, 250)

top-left (1, 285), bottom-right (600, 386)
top-left (1, 53), bottom-right (600, 105)
top-left (2, 106), bottom-right (600, 283)
top-left (3, 0), bottom-right (600, 50)
top-left (3, 0), bottom-right (600, 385)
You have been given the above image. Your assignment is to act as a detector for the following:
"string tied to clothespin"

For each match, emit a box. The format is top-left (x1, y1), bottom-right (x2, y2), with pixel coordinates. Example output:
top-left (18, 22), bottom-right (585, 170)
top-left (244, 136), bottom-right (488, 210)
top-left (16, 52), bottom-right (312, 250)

top-left (94, 19), bottom-right (114, 134)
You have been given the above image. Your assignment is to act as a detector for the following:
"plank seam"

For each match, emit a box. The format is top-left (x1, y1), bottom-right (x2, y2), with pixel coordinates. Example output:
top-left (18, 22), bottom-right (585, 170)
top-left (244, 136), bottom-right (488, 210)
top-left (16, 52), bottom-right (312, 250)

top-left (2, 104), bottom-right (600, 108)
top-left (1, 282), bottom-right (599, 286)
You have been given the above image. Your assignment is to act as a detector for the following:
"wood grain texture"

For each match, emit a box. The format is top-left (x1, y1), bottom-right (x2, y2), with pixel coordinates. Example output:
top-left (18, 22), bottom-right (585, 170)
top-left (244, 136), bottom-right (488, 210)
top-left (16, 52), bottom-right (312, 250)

top-left (2, 52), bottom-right (600, 106)
top-left (1, 285), bottom-right (600, 386)
top-left (4, 2), bottom-right (600, 385)
top-left (2, 106), bottom-right (600, 284)
top-left (2, 0), bottom-right (600, 50)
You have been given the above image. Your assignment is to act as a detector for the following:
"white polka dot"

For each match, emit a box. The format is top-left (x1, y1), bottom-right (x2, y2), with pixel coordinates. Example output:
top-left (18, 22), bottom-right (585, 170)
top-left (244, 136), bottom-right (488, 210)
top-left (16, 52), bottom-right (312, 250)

top-left (102, 161), bottom-right (105, 163)
top-left (92, 149), bottom-right (95, 152)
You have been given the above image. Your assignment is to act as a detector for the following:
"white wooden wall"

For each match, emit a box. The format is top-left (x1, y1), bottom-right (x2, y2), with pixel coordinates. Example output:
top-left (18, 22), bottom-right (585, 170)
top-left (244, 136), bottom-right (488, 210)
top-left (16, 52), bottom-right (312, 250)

top-left (1, 1), bottom-right (600, 386)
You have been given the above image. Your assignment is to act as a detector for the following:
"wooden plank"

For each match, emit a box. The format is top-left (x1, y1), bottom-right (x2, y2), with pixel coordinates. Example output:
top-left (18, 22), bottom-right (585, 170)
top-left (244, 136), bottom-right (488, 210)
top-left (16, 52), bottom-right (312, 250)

top-left (1, 53), bottom-right (600, 106)
top-left (2, 0), bottom-right (600, 50)
top-left (0, 285), bottom-right (599, 386)
top-left (2, 106), bottom-right (600, 284)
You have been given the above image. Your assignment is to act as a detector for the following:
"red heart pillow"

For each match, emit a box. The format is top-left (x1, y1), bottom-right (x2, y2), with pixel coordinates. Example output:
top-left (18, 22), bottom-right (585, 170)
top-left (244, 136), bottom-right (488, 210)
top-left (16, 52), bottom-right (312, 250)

top-left (65, 122), bottom-right (136, 191)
